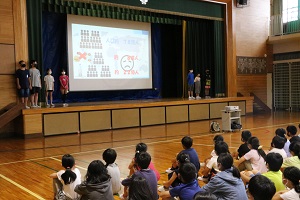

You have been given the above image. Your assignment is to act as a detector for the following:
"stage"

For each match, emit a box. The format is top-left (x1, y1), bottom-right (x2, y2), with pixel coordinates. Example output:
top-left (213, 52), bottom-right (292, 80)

top-left (21, 97), bottom-right (253, 137)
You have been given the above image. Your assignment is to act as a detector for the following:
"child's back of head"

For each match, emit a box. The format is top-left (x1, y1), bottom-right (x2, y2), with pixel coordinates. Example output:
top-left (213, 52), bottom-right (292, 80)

top-left (178, 162), bottom-right (197, 183)
top-left (265, 152), bottom-right (283, 171)
top-left (213, 135), bottom-right (224, 144)
top-left (61, 154), bottom-right (77, 185)
top-left (136, 152), bottom-right (151, 170)
top-left (181, 136), bottom-right (193, 149)
top-left (271, 136), bottom-right (285, 149)
top-left (102, 148), bottom-right (117, 167)
top-left (248, 175), bottom-right (276, 200)
top-left (241, 130), bottom-right (252, 143)
top-left (214, 141), bottom-right (229, 156)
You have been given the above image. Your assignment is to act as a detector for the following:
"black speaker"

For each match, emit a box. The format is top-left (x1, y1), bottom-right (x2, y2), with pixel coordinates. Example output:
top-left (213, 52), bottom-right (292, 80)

top-left (238, 0), bottom-right (247, 5)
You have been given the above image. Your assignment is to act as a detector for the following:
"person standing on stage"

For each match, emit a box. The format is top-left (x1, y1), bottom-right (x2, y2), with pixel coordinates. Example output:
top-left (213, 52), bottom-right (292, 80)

top-left (194, 73), bottom-right (201, 100)
top-left (59, 69), bottom-right (69, 107)
top-left (16, 60), bottom-right (31, 109)
top-left (187, 69), bottom-right (195, 100)
top-left (29, 60), bottom-right (42, 108)
top-left (44, 68), bottom-right (55, 107)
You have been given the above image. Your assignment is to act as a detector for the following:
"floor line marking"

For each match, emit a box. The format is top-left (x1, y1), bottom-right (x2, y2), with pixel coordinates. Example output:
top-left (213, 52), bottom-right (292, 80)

top-left (0, 174), bottom-right (46, 200)
top-left (0, 121), bottom-right (295, 166)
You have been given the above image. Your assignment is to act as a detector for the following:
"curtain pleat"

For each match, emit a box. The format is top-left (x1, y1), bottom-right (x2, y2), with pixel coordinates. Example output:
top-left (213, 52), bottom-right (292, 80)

top-left (42, 0), bottom-right (182, 25)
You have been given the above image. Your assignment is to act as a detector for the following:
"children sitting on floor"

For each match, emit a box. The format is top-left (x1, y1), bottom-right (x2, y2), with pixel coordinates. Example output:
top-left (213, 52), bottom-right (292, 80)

top-left (240, 152), bottom-right (285, 192)
top-left (235, 136), bottom-right (268, 173)
top-left (281, 141), bottom-right (300, 169)
top-left (199, 153), bottom-right (248, 200)
top-left (122, 152), bottom-right (158, 200)
top-left (159, 162), bottom-right (201, 200)
top-left (159, 152), bottom-right (190, 191)
top-left (199, 141), bottom-right (229, 182)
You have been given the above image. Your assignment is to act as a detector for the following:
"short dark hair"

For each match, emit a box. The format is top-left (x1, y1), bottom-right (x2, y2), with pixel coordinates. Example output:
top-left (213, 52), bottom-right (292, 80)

top-left (102, 148), bottom-right (117, 165)
top-left (289, 141), bottom-right (300, 156)
top-left (265, 153), bottom-right (283, 171)
top-left (286, 125), bottom-right (297, 136)
top-left (136, 143), bottom-right (147, 153)
top-left (19, 60), bottom-right (25, 64)
top-left (179, 162), bottom-right (197, 183)
top-left (275, 128), bottom-right (286, 138)
top-left (271, 136), bottom-right (285, 149)
top-left (181, 136), bottom-right (193, 149)
top-left (214, 141), bottom-right (229, 156)
top-left (136, 152), bottom-right (151, 169)
top-left (241, 130), bottom-right (252, 142)
top-left (248, 175), bottom-right (276, 200)
top-left (213, 135), bottom-right (224, 144)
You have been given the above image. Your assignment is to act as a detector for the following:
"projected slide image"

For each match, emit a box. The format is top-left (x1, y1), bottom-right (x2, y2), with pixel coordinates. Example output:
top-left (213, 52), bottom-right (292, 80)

top-left (72, 24), bottom-right (149, 80)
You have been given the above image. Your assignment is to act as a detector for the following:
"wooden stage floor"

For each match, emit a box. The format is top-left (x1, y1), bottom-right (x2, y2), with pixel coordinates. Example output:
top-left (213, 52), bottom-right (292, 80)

top-left (1, 111), bottom-right (300, 199)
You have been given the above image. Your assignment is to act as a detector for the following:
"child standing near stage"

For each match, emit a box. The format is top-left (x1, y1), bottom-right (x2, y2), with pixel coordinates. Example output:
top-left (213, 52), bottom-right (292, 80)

top-left (187, 69), bottom-right (195, 100)
top-left (44, 68), bottom-right (55, 107)
top-left (194, 73), bottom-right (201, 99)
top-left (16, 60), bottom-right (31, 109)
top-left (29, 60), bottom-right (41, 108)
top-left (60, 69), bottom-right (69, 107)
top-left (50, 154), bottom-right (81, 200)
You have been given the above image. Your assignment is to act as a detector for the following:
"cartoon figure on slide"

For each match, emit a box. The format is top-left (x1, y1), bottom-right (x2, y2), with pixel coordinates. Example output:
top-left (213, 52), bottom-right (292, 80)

top-left (120, 55), bottom-right (134, 74)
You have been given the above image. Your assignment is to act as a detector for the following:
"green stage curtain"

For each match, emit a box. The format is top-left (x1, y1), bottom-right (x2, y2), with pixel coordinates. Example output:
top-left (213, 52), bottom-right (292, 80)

top-left (27, 0), bottom-right (44, 99)
top-left (213, 21), bottom-right (225, 97)
top-left (41, 0), bottom-right (182, 25)
top-left (185, 19), bottom-right (225, 98)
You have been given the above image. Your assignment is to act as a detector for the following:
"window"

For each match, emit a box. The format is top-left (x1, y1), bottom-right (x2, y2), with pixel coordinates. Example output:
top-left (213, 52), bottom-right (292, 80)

top-left (283, 0), bottom-right (298, 23)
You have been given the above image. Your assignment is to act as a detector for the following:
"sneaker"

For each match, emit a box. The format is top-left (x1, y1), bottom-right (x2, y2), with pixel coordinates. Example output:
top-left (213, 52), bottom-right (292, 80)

top-left (51, 104), bottom-right (55, 108)
top-left (188, 96), bottom-right (192, 100)
top-left (196, 96), bottom-right (201, 100)
top-left (36, 105), bottom-right (41, 108)
top-left (165, 168), bottom-right (174, 174)
top-left (25, 106), bottom-right (30, 109)
top-left (46, 104), bottom-right (50, 108)
top-left (31, 105), bottom-right (36, 108)
top-left (192, 97), bottom-right (196, 100)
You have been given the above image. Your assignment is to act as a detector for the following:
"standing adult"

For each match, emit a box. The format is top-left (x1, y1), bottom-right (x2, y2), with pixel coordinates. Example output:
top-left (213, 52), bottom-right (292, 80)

top-left (16, 60), bottom-right (31, 109)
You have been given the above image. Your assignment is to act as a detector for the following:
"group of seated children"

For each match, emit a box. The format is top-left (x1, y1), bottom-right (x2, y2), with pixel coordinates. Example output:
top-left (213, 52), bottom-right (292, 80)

top-left (50, 125), bottom-right (300, 200)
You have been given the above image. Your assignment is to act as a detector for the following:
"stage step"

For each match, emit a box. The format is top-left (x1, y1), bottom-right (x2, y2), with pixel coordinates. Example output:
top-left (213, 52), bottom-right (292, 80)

top-left (0, 103), bottom-right (24, 130)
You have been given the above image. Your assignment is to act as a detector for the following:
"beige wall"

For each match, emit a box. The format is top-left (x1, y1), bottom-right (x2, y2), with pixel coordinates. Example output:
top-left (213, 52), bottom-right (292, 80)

top-left (234, 0), bottom-right (270, 104)
top-left (0, 0), bottom-right (28, 136)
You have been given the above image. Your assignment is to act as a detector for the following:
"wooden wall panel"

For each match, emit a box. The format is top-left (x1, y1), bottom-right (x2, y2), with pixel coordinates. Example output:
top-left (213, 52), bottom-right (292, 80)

top-left (237, 75), bottom-right (267, 104)
top-left (166, 105), bottom-right (188, 123)
top-left (210, 102), bottom-right (228, 119)
top-left (0, 75), bottom-right (17, 107)
top-left (23, 114), bottom-right (42, 135)
top-left (0, 0), bottom-right (14, 44)
top-left (80, 110), bottom-right (111, 132)
top-left (189, 104), bottom-right (209, 121)
top-left (0, 44), bottom-right (15, 74)
top-left (112, 109), bottom-right (139, 129)
top-left (44, 113), bottom-right (79, 136)
top-left (140, 107), bottom-right (165, 126)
